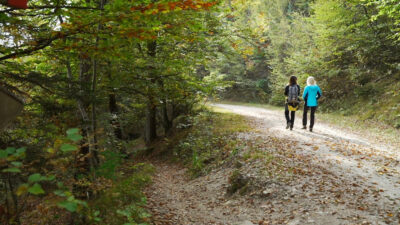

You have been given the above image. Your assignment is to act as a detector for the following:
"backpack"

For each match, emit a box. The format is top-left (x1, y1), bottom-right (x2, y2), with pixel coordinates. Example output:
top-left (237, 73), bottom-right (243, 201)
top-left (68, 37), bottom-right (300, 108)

top-left (287, 85), bottom-right (299, 105)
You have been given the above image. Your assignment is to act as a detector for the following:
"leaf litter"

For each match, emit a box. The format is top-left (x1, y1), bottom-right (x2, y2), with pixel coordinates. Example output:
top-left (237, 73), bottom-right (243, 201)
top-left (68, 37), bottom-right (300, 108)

top-left (145, 104), bottom-right (400, 225)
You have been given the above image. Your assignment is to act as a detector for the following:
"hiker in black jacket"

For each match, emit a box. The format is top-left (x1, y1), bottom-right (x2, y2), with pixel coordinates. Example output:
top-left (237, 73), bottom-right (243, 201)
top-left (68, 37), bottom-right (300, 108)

top-left (284, 76), bottom-right (301, 130)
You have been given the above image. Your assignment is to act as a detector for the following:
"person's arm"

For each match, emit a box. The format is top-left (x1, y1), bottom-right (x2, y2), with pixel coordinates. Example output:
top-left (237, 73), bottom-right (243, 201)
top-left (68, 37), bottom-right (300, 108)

top-left (297, 85), bottom-right (301, 96)
top-left (284, 86), bottom-right (289, 96)
top-left (317, 86), bottom-right (322, 100)
top-left (302, 86), bottom-right (308, 100)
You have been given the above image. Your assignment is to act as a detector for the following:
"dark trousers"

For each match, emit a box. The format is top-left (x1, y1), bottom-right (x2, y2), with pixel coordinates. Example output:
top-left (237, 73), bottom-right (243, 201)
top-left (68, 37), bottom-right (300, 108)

top-left (303, 105), bottom-right (317, 128)
top-left (285, 104), bottom-right (295, 127)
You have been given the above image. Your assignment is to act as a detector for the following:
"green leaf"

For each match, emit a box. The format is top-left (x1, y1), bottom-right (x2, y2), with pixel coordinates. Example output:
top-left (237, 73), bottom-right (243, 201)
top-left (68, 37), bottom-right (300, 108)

top-left (2, 167), bottom-right (21, 173)
top-left (5, 147), bottom-right (16, 154)
top-left (60, 144), bottom-right (78, 152)
top-left (58, 201), bottom-right (78, 212)
top-left (28, 183), bottom-right (45, 195)
top-left (140, 212), bottom-right (151, 218)
top-left (57, 182), bottom-right (64, 188)
top-left (78, 200), bottom-right (88, 208)
top-left (28, 173), bottom-right (42, 183)
top-left (16, 147), bottom-right (26, 154)
top-left (14, 148), bottom-right (26, 158)
top-left (54, 190), bottom-right (66, 197)
top-left (0, 150), bottom-right (8, 159)
top-left (46, 175), bottom-right (55, 181)
top-left (11, 161), bottom-right (23, 167)
top-left (66, 128), bottom-right (79, 135)
top-left (16, 184), bottom-right (29, 196)
top-left (67, 133), bottom-right (83, 142)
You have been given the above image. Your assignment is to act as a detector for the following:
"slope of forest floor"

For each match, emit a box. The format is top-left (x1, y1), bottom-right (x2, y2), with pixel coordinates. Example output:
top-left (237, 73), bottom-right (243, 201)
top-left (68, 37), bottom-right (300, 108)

top-left (144, 103), bottom-right (400, 225)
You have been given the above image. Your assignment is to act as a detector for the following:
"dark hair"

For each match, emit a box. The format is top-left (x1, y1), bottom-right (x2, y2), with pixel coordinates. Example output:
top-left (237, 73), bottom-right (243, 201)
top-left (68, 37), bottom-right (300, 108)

top-left (289, 76), bottom-right (297, 86)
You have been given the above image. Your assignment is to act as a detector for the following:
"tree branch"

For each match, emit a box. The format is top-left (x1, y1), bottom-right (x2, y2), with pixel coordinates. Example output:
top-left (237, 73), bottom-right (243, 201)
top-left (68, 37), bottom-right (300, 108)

top-left (0, 71), bottom-right (54, 93)
top-left (28, 5), bottom-right (101, 10)
top-left (0, 36), bottom-right (57, 61)
top-left (0, 5), bottom-right (101, 13)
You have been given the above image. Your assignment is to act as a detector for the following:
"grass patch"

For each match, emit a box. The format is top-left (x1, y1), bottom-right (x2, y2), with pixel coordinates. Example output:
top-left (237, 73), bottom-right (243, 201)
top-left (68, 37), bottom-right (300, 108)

top-left (214, 100), bottom-right (281, 111)
top-left (318, 111), bottom-right (400, 147)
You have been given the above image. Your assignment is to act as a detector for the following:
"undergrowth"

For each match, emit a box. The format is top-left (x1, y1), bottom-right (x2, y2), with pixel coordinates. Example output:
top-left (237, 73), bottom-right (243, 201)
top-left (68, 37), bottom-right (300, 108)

top-left (90, 163), bottom-right (155, 225)
top-left (172, 109), bottom-right (251, 177)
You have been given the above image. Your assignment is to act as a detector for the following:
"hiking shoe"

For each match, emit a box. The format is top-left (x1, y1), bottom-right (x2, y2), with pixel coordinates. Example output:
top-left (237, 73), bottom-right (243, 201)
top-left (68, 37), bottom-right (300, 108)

top-left (302, 126), bottom-right (307, 129)
top-left (290, 127), bottom-right (293, 131)
top-left (286, 122), bottom-right (291, 129)
top-left (309, 127), bottom-right (313, 132)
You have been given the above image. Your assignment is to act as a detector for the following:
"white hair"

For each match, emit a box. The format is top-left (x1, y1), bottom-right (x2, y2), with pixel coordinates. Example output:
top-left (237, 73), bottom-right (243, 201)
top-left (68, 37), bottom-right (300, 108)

top-left (307, 76), bottom-right (316, 86)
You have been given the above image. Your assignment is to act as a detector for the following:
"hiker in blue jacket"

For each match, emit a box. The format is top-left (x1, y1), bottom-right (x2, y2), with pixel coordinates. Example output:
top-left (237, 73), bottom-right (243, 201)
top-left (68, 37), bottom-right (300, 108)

top-left (284, 76), bottom-right (300, 130)
top-left (302, 76), bottom-right (322, 132)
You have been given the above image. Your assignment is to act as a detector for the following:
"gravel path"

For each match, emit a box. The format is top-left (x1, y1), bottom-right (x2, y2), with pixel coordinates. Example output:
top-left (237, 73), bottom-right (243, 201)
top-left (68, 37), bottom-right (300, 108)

top-left (146, 104), bottom-right (400, 225)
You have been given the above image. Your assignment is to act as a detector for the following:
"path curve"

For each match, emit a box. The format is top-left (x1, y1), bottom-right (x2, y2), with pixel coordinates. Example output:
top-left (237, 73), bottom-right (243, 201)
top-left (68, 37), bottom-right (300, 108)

top-left (146, 104), bottom-right (400, 225)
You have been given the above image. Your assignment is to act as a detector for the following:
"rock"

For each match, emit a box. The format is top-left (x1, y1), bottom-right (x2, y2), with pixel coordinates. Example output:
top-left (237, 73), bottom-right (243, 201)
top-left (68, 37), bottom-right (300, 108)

top-left (262, 188), bottom-right (274, 197)
top-left (224, 200), bottom-right (233, 205)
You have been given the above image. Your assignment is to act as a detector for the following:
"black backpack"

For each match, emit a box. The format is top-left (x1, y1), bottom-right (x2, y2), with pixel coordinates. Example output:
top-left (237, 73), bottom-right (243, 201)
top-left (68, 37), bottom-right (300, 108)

top-left (287, 85), bottom-right (299, 105)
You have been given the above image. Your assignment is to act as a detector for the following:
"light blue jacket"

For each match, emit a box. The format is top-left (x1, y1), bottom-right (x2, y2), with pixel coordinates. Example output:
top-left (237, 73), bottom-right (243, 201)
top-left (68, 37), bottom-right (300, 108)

top-left (302, 85), bottom-right (322, 107)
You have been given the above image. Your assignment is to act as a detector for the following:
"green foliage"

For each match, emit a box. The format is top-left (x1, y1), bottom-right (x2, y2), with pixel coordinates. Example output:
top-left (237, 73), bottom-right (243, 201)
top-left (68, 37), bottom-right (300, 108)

top-left (58, 196), bottom-right (88, 212)
top-left (92, 163), bottom-right (154, 225)
top-left (1, 0), bottom-right (225, 223)
top-left (27, 183), bottom-right (45, 195)
top-left (211, 0), bottom-right (400, 127)
top-left (96, 150), bottom-right (123, 179)
top-left (28, 173), bottom-right (55, 183)
top-left (66, 128), bottom-right (83, 142)
top-left (227, 169), bottom-right (249, 195)
top-left (173, 109), bottom-right (250, 177)
top-left (60, 144), bottom-right (78, 152)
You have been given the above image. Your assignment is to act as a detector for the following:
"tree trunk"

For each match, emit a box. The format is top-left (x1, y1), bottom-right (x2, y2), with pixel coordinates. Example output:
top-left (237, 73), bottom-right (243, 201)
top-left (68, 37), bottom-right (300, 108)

top-left (107, 62), bottom-right (123, 140)
top-left (109, 92), bottom-right (123, 139)
top-left (91, 58), bottom-right (99, 168)
top-left (158, 79), bottom-right (172, 134)
top-left (89, 0), bottom-right (106, 168)
top-left (78, 57), bottom-right (95, 172)
top-left (145, 101), bottom-right (157, 145)
top-left (145, 40), bottom-right (158, 145)
top-left (7, 174), bottom-right (19, 225)
top-left (162, 99), bottom-right (171, 134)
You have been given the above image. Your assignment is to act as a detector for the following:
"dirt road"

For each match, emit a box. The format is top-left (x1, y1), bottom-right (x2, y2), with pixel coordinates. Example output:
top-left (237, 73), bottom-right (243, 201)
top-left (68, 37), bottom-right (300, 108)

top-left (147, 104), bottom-right (400, 225)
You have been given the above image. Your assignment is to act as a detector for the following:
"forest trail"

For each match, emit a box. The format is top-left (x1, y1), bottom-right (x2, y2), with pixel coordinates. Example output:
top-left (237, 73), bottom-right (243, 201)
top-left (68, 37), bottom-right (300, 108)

top-left (146, 104), bottom-right (400, 225)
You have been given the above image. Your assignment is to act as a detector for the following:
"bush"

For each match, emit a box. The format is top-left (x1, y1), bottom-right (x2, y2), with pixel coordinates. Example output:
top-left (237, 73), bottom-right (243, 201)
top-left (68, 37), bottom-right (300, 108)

top-left (173, 110), bottom-right (250, 177)
top-left (91, 163), bottom-right (155, 225)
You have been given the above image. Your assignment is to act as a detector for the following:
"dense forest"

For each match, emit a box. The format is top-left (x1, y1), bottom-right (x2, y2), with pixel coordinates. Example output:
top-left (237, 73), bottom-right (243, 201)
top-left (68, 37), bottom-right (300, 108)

top-left (214, 0), bottom-right (400, 128)
top-left (1, 0), bottom-right (400, 224)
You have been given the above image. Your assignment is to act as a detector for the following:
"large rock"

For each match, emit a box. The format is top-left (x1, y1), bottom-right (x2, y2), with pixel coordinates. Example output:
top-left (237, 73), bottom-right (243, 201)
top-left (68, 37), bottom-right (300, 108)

top-left (0, 87), bottom-right (23, 130)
